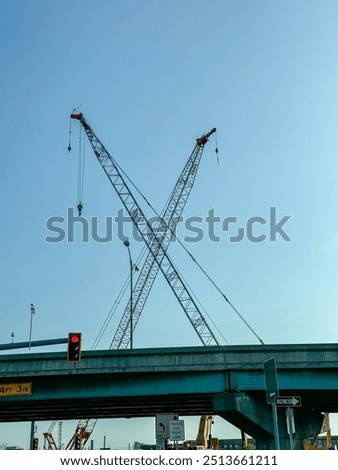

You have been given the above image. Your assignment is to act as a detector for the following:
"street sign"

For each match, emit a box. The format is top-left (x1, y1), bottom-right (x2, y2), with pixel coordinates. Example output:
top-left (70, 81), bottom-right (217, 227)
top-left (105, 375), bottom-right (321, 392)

top-left (286, 407), bottom-right (295, 435)
top-left (169, 420), bottom-right (185, 441)
top-left (0, 382), bottom-right (32, 397)
top-left (263, 357), bottom-right (279, 404)
top-left (263, 357), bottom-right (280, 449)
top-left (156, 414), bottom-right (178, 439)
top-left (275, 396), bottom-right (301, 407)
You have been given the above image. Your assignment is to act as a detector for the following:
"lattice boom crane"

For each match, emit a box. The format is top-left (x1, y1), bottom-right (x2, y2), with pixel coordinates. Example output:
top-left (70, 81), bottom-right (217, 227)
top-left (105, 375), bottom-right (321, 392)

top-left (71, 112), bottom-right (219, 347)
top-left (110, 126), bottom-right (217, 349)
top-left (66, 113), bottom-right (218, 450)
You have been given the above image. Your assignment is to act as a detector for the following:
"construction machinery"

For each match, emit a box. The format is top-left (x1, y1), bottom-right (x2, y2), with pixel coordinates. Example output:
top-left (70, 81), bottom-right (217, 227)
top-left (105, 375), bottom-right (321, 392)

top-left (303, 413), bottom-right (333, 450)
top-left (43, 420), bottom-right (63, 450)
top-left (63, 112), bottom-right (218, 449)
top-left (184, 416), bottom-right (219, 450)
top-left (70, 112), bottom-right (218, 347)
top-left (65, 420), bottom-right (95, 450)
top-left (43, 421), bottom-right (58, 450)
top-left (109, 126), bottom-right (217, 350)
top-left (43, 432), bottom-right (58, 450)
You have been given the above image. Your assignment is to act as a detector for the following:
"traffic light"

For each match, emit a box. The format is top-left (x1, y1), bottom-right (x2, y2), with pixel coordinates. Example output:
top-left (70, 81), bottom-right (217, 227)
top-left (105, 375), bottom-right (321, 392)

top-left (74, 433), bottom-right (82, 450)
top-left (67, 332), bottom-right (82, 362)
top-left (32, 437), bottom-right (39, 450)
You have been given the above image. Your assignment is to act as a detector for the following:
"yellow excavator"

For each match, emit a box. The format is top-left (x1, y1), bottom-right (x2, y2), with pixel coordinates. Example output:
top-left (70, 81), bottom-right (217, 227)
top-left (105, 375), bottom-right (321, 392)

top-left (184, 416), bottom-right (219, 449)
top-left (304, 413), bottom-right (332, 450)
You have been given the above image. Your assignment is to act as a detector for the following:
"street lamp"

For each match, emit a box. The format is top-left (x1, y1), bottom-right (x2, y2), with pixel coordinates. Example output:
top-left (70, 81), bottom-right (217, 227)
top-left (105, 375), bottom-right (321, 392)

top-left (123, 240), bottom-right (139, 349)
top-left (29, 303), bottom-right (35, 350)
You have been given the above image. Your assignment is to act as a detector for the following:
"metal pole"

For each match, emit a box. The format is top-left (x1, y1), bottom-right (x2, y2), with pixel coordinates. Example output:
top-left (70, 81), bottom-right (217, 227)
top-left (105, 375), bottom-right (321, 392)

top-left (130, 251), bottom-right (133, 350)
top-left (286, 407), bottom-right (295, 450)
top-left (29, 303), bottom-right (35, 350)
top-left (30, 420), bottom-right (36, 449)
top-left (0, 337), bottom-right (68, 351)
top-left (58, 421), bottom-right (63, 450)
top-left (271, 401), bottom-right (280, 450)
top-left (123, 240), bottom-right (133, 349)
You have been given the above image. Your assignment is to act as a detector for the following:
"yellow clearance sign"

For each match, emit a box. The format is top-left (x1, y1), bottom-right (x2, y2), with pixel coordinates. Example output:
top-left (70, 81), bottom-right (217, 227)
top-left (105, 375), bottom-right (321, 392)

top-left (0, 383), bottom-right (32, 397)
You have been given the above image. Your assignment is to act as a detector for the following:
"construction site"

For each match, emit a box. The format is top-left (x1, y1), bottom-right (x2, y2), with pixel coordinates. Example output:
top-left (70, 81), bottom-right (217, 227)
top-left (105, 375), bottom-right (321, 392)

top-left (1, 2), bottom-right (338, 455)
top-left (0, 112), bottom-right (337, 451)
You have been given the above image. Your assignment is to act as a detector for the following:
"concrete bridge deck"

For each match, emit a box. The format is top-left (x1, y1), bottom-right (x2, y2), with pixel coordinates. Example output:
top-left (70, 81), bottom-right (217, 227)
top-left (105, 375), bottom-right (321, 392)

top-left (1, 343), bottom-right (337, 449)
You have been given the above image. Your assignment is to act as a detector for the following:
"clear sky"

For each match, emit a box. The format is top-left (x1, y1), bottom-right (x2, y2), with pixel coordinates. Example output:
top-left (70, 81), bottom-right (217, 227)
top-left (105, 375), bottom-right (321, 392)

top-left (0, 0), bottom-right (338, 449)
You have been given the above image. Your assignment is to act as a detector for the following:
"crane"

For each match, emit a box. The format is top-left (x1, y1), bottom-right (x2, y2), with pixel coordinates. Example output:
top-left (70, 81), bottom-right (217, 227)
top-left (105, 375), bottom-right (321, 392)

top-left (110, 125), bottom-right (217, 349)
top-left (43, 421), bottom-right (58, 450)
top-left (65, 419), bottom-right (95, 450)
top-left (71, 112), bottom-right (219, 347)
top-left (43, 432), bottom-right (58, 450)
top-left (65, 113), bottom-right (218, 449)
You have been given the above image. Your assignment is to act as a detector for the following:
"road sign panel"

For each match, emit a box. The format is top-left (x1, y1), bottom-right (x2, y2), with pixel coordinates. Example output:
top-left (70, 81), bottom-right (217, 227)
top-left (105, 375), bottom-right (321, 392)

top-left (169, 420), bottom-right (185, 441)
top-left (0, 382), bottom-right (32, 397)
top-left (263, 357), bottom-right (279, 404)
top-left (156, 414), bottom-right (178, 439)
top-left (275, 396), bottom-right (301, 407)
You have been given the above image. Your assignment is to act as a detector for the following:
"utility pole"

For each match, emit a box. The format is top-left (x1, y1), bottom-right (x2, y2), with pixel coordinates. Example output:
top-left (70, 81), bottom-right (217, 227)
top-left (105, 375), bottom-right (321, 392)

top-left (58, 421), bottom-right (63, 450)
top-left (29, 303), bottom-right (35, 350)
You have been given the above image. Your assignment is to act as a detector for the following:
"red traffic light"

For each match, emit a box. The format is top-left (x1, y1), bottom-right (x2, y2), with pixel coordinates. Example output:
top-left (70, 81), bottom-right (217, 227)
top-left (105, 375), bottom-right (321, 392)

top-left (70, 334), bottom-right (80, 343)
top-left (67, 332), bottom-right (82, 362)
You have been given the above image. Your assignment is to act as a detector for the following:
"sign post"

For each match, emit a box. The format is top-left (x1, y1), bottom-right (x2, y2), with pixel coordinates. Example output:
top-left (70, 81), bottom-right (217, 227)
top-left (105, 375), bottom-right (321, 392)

top-left (155, 415), bottom-right (178, 449)
top-left (169, 420), bottom-right (185, 450)
top-left (286, 407), bottom-right (295, 450)
top-left (263, 357), bottom-right (280, 450)
top-left (275, 395), bottom-right (301, 450)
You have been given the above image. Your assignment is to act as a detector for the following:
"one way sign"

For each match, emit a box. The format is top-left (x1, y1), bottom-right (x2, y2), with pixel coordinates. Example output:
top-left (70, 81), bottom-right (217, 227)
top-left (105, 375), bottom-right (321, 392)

top-left (275, 396), bottom-right (301, 407)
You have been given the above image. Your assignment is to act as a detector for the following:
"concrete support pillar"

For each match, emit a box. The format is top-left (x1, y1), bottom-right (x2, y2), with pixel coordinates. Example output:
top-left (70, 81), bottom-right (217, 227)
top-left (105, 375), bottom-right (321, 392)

top-left (213, 392), bottom-right (325, 450)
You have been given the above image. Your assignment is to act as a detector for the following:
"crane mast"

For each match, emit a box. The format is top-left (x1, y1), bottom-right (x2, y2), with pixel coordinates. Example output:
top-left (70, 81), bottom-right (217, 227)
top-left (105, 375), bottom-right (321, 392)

top-left (110, 126), bottom-right (216, 349)
top-left (71, 112), bottom-right (219, 347)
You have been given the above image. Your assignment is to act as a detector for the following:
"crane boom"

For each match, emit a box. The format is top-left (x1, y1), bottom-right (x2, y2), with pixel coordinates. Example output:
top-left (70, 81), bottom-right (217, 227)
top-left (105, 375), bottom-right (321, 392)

top-left (65, 418), bottom-right (96, 450)
top-left (71, 112), bottom-right (219, 347)
top-left (110, 126), bottom-right (216, 349)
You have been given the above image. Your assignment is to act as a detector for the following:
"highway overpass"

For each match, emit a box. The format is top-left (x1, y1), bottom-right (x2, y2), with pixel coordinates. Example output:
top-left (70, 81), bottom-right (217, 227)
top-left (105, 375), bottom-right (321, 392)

top-left (0, 343), bottom-right (338, 449)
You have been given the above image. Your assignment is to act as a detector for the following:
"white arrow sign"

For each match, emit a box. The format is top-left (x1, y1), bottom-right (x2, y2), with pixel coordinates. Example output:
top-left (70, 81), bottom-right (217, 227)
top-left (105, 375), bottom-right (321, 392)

top-left (275, 396), bottom-right (301, 407)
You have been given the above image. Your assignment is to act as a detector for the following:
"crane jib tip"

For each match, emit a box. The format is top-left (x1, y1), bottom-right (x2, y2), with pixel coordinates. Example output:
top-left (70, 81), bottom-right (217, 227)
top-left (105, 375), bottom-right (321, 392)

top-left (71, 113), bottom-right (82, 120)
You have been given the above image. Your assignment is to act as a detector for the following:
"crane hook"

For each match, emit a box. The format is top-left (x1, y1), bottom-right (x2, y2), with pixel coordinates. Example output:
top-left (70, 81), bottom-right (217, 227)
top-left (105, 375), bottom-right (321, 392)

top-left (77, 202), bottom-right (83, 216)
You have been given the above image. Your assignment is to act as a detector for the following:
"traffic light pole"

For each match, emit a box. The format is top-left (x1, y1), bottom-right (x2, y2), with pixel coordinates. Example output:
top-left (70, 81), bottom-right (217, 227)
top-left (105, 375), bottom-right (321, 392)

top-left (0, 337), bottom-right (68, 351)
top-left (30, 421), bottom-right (36, 449)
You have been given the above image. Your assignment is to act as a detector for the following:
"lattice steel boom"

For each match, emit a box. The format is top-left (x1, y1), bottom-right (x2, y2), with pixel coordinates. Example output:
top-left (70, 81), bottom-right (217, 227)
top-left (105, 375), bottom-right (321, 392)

top-left (71, 112), bottom-right (219, 347)
top-left (110, 126), bottom-right (216, 349)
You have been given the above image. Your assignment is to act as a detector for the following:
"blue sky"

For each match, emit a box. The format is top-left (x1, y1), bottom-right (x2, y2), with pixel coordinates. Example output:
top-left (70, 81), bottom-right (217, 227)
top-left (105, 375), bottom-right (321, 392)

top-left (1, 0), bottom-right (338, 449)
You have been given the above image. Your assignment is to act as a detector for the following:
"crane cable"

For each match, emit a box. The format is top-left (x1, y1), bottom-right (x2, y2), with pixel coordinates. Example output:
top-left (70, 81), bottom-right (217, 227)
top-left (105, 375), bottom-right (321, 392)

top-left (77, 125), bottom-right (85, 216)
top-left (164, 252), bottom-right (229, 345)
top-left (68, 115), bottom-right (85, 216)
top-left (214, 131), bottom-right (219, 166)
top-left (91, 243), bottom-right (149, 350)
